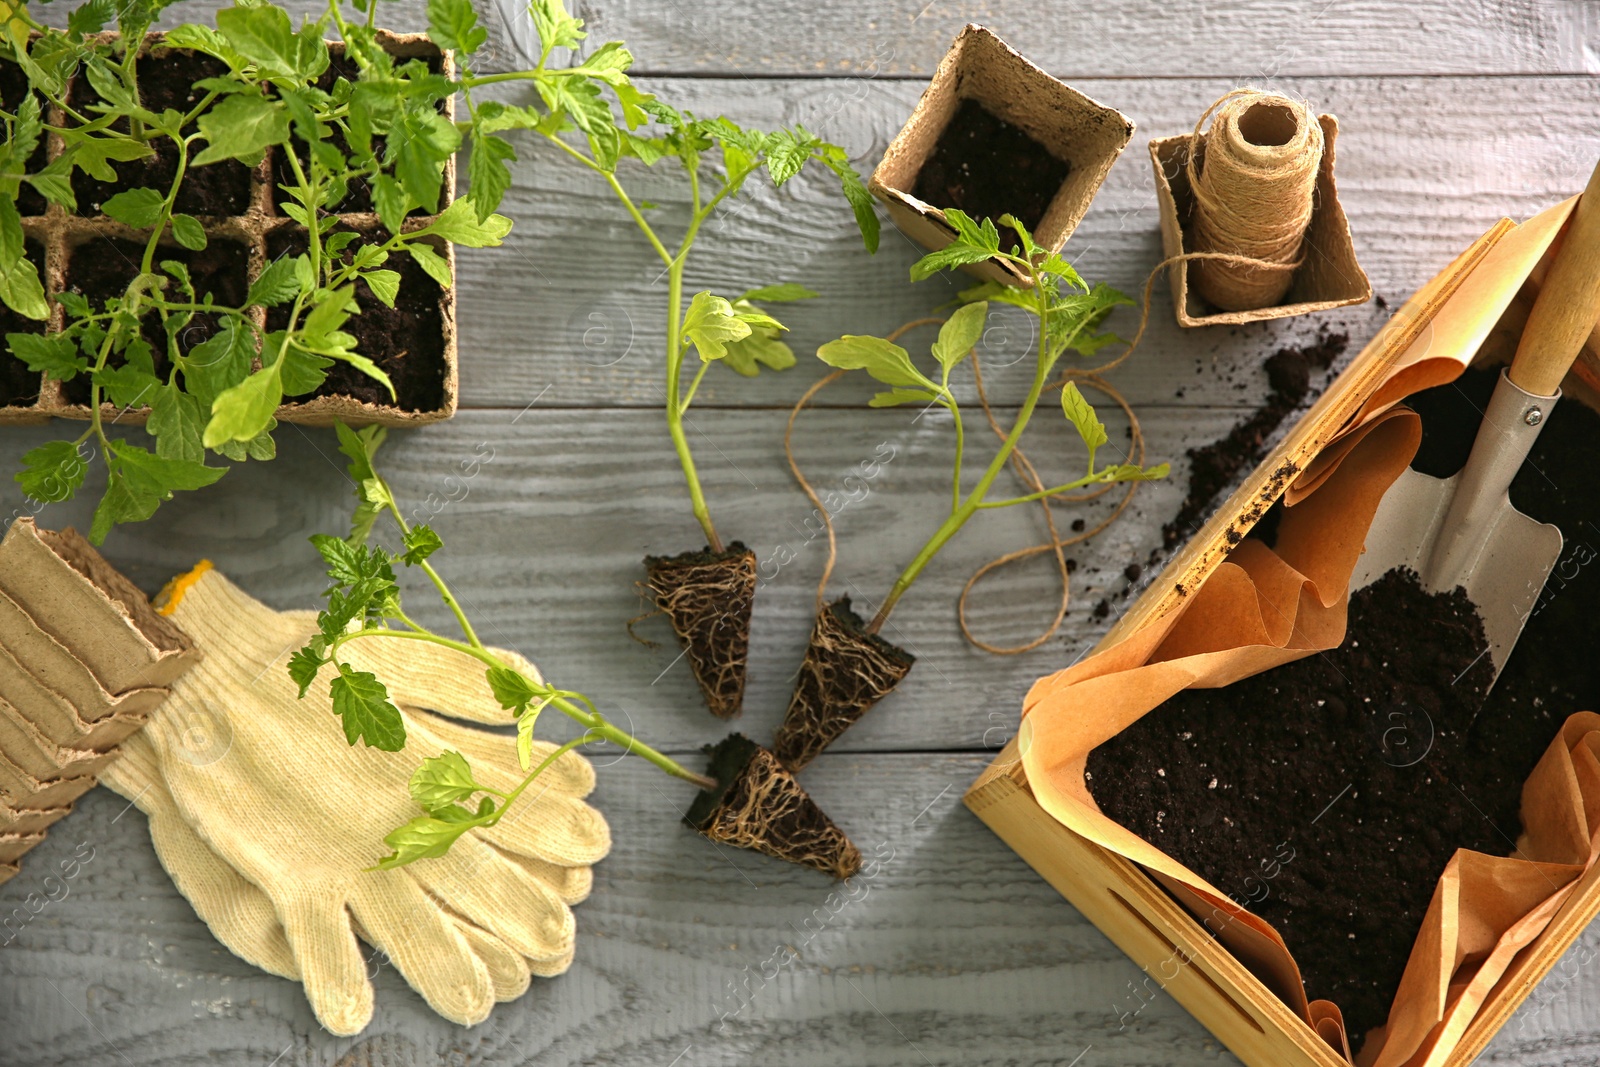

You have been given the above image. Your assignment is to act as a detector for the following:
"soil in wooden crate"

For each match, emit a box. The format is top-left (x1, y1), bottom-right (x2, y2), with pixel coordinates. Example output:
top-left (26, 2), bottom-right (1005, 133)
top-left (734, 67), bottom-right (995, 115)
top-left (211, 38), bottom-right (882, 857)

top-left (265, 226), bottom-right (447, 410)
top-left (1088, 364), bottom-right (1600, 1044)
top-left (61, 236), bottom-right (251, 406)
top-left (0, 240), bottom-right (47, 406)
top-left (911, 99), bottom-right (1069, 253)
top-left (67, 50), bottom-right (253, 218)
top-left (1, 60), bottom-right (49, 216)
top-left (1161, 328), bottom-right (1349, 550)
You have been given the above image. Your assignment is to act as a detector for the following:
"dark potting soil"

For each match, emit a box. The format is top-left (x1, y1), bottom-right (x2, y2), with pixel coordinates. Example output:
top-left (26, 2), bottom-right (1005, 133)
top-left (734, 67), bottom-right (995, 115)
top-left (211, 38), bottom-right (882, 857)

top-left (61, 236), bottom-right (250, 406)
top-left (642, 542), bottom-right (758, 720)
top-left (264, 226), bottom-right (447, 410)
top-left (1160, 328), bottom-right (1349, 549)
top-left (68, 50), bottom-right (254, 218)
top-left (771, 596), bottom-right (915, 771)
top-left (911, 99), bottom-right (1069, 253)
top-left (0, 240), bottom-right (47, 406)
top-left (1090, 363), bottom-right (1600, 1045)
top-left (1, 61), bottom-right (49, 216)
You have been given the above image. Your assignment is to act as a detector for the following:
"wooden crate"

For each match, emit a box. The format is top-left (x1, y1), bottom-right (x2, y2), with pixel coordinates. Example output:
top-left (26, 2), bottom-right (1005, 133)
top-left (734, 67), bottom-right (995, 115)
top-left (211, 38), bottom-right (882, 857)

top-left (964, 212), bottom-right (1600, 1067)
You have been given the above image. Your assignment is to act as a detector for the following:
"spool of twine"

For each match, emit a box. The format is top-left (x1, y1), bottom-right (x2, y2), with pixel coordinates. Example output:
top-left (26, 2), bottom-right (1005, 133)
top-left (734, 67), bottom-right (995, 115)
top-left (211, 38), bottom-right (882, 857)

top-left (1187, 90), bottom-right (1324, 312)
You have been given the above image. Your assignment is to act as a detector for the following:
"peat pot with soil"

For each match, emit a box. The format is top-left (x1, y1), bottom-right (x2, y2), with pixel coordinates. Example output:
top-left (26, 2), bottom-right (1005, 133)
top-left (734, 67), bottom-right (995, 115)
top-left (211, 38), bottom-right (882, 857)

top-left (868, 24), bottom-right (1133, 286)
top-left (776, 213), bottom-right (1167, 771)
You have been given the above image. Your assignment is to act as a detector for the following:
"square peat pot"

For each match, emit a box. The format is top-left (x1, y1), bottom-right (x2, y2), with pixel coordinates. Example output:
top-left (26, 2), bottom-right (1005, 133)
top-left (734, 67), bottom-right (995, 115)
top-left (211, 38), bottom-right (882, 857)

top-left (965, 212), bottom-right (1600, 1067)
top-left (0, 31), bottom-right (457, 429)
top-left (1150, 120), bottom-right (1371, 328)
top-left (869, 24), bottom-right (1133, 286)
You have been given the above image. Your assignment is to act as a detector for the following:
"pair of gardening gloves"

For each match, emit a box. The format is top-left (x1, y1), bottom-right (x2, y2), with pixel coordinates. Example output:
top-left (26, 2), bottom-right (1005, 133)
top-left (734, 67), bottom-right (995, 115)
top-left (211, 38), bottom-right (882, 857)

top-left (100, 565), bottom-right (612, 1035)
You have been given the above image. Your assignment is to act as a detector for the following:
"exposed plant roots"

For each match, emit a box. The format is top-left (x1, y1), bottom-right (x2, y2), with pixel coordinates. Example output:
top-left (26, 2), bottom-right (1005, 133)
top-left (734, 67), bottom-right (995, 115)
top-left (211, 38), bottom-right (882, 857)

top-left (687, 734), bottom-right (862, 880)
top-left (642, 543), bottom-right (757, 719)
top-left (772, 597), bottom-right (914, 771)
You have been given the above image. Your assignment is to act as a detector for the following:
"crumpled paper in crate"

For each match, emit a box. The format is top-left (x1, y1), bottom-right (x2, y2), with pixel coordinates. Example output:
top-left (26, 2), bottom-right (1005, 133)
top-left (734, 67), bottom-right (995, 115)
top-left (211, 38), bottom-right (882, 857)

top-left (1018, 195), bottom-right (1600, 1066)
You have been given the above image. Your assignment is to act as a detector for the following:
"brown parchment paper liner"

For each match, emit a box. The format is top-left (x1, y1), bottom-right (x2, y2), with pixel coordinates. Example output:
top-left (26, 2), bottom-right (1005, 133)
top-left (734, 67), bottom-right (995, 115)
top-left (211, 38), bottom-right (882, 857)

top-left (1015, 194), bottom-right (1586, 1066)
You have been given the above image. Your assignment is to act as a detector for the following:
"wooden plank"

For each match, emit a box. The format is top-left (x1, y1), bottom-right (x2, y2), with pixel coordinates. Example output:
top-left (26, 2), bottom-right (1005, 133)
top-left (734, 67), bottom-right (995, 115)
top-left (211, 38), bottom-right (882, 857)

top-left (443, 73), bottom-right (1600, 412)
top-left (0, 405), bottom-right (1214, 753)
top-left (551, 1), bottom-right (1595, 79)
top-left (38, 0), bottom-right (1597, 78)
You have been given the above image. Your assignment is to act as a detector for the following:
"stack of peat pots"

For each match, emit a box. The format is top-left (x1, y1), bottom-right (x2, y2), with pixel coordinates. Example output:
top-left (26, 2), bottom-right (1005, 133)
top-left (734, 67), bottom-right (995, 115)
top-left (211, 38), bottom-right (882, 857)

top-left (0, 519), bottom-right (196, 884)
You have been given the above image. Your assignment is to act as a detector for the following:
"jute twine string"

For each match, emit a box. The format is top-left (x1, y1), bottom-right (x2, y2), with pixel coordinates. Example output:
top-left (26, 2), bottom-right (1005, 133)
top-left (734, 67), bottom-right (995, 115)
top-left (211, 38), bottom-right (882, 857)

top-left (1186, 88), bottom-right (1324, 312)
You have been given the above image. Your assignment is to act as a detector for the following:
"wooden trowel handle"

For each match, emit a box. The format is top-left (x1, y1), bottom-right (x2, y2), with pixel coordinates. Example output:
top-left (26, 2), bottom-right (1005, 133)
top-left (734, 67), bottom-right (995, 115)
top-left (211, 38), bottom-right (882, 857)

top-left (1511, 159), bottom-right (1600, 396)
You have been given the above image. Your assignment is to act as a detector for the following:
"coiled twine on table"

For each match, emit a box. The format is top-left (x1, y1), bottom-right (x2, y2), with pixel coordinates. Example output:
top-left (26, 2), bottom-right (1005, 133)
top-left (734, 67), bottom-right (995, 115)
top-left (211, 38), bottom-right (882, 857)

top-left (1188, 90), bottom-right (1323, 312)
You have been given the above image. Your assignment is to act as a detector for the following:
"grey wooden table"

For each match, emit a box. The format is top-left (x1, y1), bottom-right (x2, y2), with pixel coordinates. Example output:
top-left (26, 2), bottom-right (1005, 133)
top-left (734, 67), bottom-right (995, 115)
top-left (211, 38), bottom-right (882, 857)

top-left (5, 2), bottom-right (1600, 1064)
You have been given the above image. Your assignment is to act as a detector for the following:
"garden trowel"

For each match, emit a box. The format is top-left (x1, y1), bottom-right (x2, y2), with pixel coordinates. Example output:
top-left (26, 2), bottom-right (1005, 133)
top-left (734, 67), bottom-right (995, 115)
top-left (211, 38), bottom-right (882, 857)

top-left (1354, 158), bottom-right (1600, 682)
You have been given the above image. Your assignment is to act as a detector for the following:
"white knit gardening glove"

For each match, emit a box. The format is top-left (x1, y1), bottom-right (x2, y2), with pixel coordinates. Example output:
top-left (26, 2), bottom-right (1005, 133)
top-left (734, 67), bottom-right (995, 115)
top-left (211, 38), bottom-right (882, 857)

top-left (100, 568), bottom-right (610, 1035)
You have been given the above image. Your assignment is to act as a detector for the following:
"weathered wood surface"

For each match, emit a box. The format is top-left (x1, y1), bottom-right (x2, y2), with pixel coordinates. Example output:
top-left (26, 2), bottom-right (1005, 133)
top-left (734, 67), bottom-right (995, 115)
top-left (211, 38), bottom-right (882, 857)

top-left (7, 1), bottom-right (1600, 1065)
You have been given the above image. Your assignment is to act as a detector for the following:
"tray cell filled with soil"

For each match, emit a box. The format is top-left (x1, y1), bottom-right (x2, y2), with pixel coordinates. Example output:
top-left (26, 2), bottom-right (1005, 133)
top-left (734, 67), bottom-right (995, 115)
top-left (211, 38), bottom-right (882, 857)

top-left (58, 233), bottom-right (252, 408)
top-left (264, 224), bottom-right (450, 412)
top-left (269, 48), bottom-right (445, 219)
top-left (0, 31), bottom-right (458, 429)
top-left (66, 48), bottom-right (255, 219)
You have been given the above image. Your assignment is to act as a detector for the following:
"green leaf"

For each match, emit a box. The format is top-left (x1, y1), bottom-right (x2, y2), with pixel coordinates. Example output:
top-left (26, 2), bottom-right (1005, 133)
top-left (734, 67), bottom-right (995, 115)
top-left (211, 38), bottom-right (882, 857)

top-left (818, 145), bottom-right (880, 254)
top-left (911, 242), bottom-right (1001, 282)
top-left (214, 5), bottom-right (297, 74)
top-left (246, 254), bottom-right (301, 308)
top-left (371, 173), bottom-right (411, 238)
top-left (388, 107), bottom-right (459, 214)
top-left (361, 269), bottom-right (401, 308)
top-left (374, 812), bottom-right (480, 869)
top-left (0, 258), bottom-right (49, 321)
top-left (426, 0), bottom-right (487, 55)
top-left (148, 383), bottom-right (208, 464)
top-left (486, 665), bottom-right (539, 714)
top-left (68, 0), bottom-right (117, 37)
top-left (204, 364), bottom-right (282, 448)
top-left (763, 129), bottom-right (813, 186)
top-left (170, 213), bottom-right (207, 251)
top-left (930, 301), bottom-right (987, 372)
top-left (1103, 462), bottom-right (1171, 482)
top-left (719, 330), bottom-right (795, 377)
top-left (182, 321), bottom-right (254, 409)
top-left (96, 363), bottom-right (161, 409)
top-left (16, 441), bottom-right (88, 503)
top-left (409, 750), bottom-right (478, 809)
top-left (868, 388), bottom-right (940, 408)
top-left (330, 663), bottom-right (406, 750)
top-left (88, 438), bottom-right (226, 542)
top-left (417, 199), bottom-right (512, 248)
top-left (466, 131), bottom-right (516, 223)
top-left (8, 94), bottom-right (41, 171)
top-left (58, 137), bottom-right (152, 184)
top-left (193, 93), bottom-right (289, 168)
top-left (738, 284), bottom-right (817, 303)
top-left (335, 420), bottom-right (383, 484)
top-left (529, 0), bottom-right (586, 54)
top-left (815, 335), bottom-right (936, 391)
top-left (100, 187), bottom-right (165, 228)
top-left (406, 242), bottom-right (453, 288)
top-left (681, 291), bottom-right (752, 362)
top-left (287, 643), bottom-right (325, 697)
top-left (8, 333), bottom-right (86, 381)
top-left (1060, 381), bottom-right (1108, 453)
top-left (402, 525), bottom-right (443, 565)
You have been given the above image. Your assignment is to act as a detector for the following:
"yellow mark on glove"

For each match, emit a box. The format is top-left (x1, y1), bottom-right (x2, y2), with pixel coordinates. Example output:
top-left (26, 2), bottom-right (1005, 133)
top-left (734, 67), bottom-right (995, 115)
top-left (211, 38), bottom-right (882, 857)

top-left (155, 560), bottom-right (215, 616)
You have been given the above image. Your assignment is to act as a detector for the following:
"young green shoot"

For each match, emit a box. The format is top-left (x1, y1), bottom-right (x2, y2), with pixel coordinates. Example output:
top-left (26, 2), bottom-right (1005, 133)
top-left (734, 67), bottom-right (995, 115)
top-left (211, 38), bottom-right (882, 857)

top-left (288, 422), bottom-right (716, 869)
top-left (815, 210), bottom-right (1169, 631)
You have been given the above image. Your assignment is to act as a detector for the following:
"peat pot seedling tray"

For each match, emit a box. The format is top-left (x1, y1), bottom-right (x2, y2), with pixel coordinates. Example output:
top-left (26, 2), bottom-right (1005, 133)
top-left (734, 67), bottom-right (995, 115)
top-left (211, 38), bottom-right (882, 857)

top-left (0, 32), bottom-right (458, 429)
top-left (965, 208), bottom-right (1600, 1067)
